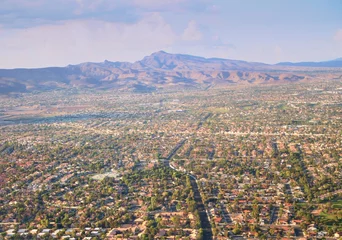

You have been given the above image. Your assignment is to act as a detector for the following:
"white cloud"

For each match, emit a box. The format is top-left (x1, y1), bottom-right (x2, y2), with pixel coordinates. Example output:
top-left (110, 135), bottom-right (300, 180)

top-left (133, 0), bottom-right (187, 9)
top-left (1, 0), bottom-right (44, 9)
top-left (0, 0), bottom-right (190, 15)
top-left (206, 4), bottom-right (219, 13)
top-left (182, 20), bottom-right (202, 41)
top-left (0, 13), bottom-right (177, 68)
top-left (334, 29), bottom-right (342, 43)
top-left (73, 0), bottom-right (121, 14)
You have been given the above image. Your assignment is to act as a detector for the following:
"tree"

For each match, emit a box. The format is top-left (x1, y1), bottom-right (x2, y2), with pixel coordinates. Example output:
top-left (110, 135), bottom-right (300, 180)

top-left (150, 197), bottom-right (157, 211)
top-left (232, 223), bottom-right (242, 235)
top-left (197, 228), bottom-right (203, 240)
top-left (171, 215), bottom-right (181, 228)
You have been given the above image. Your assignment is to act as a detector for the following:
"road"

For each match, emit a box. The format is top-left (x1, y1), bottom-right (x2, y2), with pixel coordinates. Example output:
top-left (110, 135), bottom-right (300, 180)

top-left (165, 139), bottom-right (213, 240)
top-left (165, 139), bottom-right (187, 161)
top-left (220, 131), bottom-right (326, 137)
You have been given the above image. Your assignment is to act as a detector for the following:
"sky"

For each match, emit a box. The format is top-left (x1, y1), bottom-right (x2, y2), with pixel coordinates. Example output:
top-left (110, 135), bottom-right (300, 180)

top-left (0, 0), bottom-right (342, 68)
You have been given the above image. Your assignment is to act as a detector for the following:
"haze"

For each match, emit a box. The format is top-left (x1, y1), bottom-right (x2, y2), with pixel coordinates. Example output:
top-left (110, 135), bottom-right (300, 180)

top-left (1, 0), bottom-right (342, 68)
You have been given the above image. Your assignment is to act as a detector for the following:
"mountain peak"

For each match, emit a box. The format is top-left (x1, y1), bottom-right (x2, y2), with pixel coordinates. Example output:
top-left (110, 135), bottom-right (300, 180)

top-left (149, 50), bottom-right (170, 57)
top-left (152, 50), bottom-right (168, 54)
top-left (1, 50), bottom-right (342, 94)
top-left (139, 51), bottom-right (177, 69)
top-left (103, 60), bottom-right (114, 65)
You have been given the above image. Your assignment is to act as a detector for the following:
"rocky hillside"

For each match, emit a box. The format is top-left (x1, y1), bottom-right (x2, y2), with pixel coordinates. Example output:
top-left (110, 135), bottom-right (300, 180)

top-left (0, 51), bottom-right (341, 94)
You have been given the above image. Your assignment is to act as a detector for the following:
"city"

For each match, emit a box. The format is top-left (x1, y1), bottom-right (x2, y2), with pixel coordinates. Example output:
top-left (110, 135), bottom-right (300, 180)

top-left (0, 81), bottom-right (341, 239)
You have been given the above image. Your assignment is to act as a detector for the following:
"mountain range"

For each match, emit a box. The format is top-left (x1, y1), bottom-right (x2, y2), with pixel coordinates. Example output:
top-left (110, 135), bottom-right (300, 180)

top-left (277, 58), bottom-right (342, 68)
top-left (1, 51), bottom-right (342, 94)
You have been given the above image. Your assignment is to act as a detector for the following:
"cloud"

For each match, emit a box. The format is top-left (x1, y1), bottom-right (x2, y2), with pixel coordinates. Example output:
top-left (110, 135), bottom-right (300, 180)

top-left (73, 0), bottom-right (190, 12)
top-left (182, 20), bottom-right (202, 41)
top-left (132, 0), bottom-right (187, 10)
top-left (206, 4), bottom-right (220, 13)
top-left (73, 0), bottom-right (125, 14)
top-left (0, 13), bottom-right (177, 68)
top-left (0, 0), bottom-right (138, 28)
top-left (0, 0), bottom-right (212, 29)
top-left (334, 29), bottom-right (342, 43)
top-left (211, 35), bottom-right (236, 50)
top-left (1, 0), bottom-right (44, 9)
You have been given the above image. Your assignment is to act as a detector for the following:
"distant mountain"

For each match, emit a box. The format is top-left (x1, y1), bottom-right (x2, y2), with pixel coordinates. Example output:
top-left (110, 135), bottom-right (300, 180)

top-left (0, 51), bottom-right (341, 94)
top-left (277, 58), bottom-right (342, 68)
top-left (136, 51), bottom-right (269, 71)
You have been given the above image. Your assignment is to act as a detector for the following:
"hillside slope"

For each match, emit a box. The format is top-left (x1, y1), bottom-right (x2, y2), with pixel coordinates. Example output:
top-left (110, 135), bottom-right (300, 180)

top-left (0, 51), bottom-right (341, 94)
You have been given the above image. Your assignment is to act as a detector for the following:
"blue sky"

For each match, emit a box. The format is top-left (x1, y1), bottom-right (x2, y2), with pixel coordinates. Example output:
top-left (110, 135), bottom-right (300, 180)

top-left (0, 0), bottom-right (341, 68)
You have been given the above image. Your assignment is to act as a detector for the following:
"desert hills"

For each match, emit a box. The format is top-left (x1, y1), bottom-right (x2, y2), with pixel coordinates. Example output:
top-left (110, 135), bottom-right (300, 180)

top-left (0, 51), bottom-right (341, 94)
